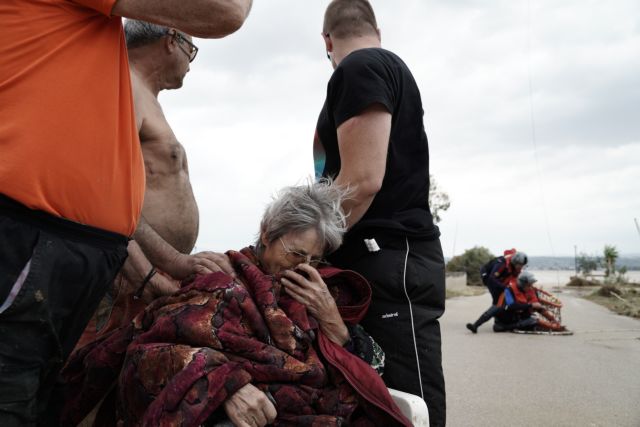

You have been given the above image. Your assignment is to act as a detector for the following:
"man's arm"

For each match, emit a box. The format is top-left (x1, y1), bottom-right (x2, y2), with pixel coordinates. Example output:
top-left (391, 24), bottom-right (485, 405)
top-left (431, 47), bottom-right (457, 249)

top-left (111, 0), bottom-right (252, 38)
top-left (487, 260), bottom-right (508, 290)
top-left (334, 103), bottom-right (392, 228)
top-left (134, 216), bottom-right (235, 279)
top-left (121, 240), bottom-right (180, 300)
top-left (503, 288), bottom-right (532, 312)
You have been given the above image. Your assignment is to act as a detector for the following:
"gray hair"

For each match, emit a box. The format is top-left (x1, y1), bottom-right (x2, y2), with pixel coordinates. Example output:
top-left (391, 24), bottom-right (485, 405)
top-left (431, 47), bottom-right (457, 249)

top-left (124, 19), bottom-right (170, 49)
top-left (255, 179), bottom-right (348, 256)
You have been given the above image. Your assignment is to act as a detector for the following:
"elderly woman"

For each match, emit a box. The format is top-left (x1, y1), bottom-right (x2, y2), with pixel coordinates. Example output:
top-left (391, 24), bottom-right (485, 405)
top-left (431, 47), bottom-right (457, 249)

top-left (62, 181), bottom-right (410, 427)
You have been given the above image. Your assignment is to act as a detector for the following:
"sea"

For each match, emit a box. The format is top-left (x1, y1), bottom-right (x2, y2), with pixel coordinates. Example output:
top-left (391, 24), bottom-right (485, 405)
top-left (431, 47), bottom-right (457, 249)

top-left (527, 269), bottom-right (640, 288)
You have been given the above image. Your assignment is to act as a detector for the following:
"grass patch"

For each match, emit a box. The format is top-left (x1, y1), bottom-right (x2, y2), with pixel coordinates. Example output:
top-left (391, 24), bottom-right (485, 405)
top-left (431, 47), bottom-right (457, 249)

top-left (446, 286), bottom-right (486, 299)
top-left (585, 285), bottom-right (640, 319)
top-left (567, 276), bottom-right (601, 287)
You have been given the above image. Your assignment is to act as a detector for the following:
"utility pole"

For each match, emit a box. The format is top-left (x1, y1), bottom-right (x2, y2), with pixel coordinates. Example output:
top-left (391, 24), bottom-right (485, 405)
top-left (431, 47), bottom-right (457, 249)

top-left (635, 218), bottom-right (640, 240)
top-left (574, 244), bottom-right (578, 276)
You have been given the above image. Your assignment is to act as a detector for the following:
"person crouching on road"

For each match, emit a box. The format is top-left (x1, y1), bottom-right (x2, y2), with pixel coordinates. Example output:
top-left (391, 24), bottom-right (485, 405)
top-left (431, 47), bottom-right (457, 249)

top-left (493, 271), bottom-right (567, 333)
top-left (466, 250), bottom-right (527, 333)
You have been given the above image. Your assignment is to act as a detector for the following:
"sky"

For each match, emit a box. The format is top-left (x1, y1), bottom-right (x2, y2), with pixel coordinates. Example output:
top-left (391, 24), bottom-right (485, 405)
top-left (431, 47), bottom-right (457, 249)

top-left (159, 0), bottom-right (640, 258)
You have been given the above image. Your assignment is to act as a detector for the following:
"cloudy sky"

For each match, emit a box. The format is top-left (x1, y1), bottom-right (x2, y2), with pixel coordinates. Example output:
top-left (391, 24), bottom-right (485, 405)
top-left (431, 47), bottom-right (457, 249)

top-left (160, 0), bottom-right (640, 257)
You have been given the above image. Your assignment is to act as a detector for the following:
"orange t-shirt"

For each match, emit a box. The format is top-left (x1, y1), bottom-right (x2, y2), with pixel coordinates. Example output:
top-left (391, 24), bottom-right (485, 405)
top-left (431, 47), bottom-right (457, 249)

top-left (0, 0), bottom-right (144, 236)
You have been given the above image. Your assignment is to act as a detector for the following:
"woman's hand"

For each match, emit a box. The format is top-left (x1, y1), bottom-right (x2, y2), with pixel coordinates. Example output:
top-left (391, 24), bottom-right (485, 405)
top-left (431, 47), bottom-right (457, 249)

top-left (281, 263), bottom-right (350, 346)
top-left (223, 383), bottom-right (277, 427)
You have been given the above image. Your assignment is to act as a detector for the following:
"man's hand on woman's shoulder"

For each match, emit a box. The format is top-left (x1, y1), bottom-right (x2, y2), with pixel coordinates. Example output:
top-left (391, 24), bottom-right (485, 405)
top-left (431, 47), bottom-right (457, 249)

top-left (167, 251), bottom-right (236, 280)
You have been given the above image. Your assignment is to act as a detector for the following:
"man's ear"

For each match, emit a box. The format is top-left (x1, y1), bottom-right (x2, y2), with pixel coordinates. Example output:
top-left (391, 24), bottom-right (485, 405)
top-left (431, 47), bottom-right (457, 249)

top-left (321, 32), bottom-right (333, 54)
top-left (165, 29), bottom-right (177, 53)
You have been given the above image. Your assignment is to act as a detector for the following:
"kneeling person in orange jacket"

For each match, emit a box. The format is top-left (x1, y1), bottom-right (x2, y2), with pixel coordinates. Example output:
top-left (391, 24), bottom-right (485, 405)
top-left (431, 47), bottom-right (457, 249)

top-left (493, 271), bottom-right (566, 332)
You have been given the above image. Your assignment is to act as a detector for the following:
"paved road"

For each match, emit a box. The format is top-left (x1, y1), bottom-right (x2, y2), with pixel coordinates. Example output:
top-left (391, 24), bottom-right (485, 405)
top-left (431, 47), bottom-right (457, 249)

top-left (441, 291), bottom-right (640, 427)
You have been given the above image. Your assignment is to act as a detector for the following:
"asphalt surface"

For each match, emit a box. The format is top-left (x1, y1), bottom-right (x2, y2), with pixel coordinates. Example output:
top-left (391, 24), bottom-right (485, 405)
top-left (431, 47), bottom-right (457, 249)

top-left (441, 291), bottom-right (640, 427)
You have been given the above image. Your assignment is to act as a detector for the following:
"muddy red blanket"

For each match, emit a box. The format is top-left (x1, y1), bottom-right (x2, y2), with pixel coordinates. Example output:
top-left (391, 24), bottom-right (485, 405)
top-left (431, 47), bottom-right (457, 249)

top-left (61, 248), bottom-right (410, 427)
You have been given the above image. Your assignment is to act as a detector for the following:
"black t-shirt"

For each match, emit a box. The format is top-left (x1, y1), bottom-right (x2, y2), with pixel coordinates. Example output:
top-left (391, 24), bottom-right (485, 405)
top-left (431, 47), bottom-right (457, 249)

top-left (314, 48), bottom-right (438, 241)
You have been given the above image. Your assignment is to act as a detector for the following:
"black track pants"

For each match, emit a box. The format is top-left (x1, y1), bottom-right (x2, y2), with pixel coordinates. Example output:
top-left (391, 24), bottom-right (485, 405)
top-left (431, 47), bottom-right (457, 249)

top-left (331, 235), bottom-right (446, 427)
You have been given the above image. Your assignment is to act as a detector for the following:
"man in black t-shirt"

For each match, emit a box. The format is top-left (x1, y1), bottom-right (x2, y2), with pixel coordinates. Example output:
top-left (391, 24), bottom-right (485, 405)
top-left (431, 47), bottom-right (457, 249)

top-left (314, 1), bottom-right (446, 425)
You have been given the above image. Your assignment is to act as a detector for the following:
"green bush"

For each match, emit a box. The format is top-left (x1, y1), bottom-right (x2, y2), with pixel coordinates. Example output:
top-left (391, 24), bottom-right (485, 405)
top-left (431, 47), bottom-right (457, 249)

top-left (576, 253), bottom-right (599, 275)
top-left (446, 246), bottom-right (494, 286)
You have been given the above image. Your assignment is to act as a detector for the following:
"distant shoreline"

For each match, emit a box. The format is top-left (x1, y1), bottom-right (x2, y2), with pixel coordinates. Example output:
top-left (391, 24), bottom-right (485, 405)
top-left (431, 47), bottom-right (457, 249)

top-left (527, 269), bottom-right (640, 286)
top-left (444, 255), bottom-right (640, 271)
top-left (527, 255), bottom-right (640, 271)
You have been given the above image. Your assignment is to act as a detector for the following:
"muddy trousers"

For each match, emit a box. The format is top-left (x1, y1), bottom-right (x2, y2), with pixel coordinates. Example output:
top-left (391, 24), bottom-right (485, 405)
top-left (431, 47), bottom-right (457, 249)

top-left (0, 196), bottom-right (128, 426)
top-left (330, 235), bottom-right (446, 427)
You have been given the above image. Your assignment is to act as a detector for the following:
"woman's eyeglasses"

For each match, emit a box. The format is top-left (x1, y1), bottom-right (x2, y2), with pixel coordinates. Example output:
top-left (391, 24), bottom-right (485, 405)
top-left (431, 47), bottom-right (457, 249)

top-left (278, 238), bottom-right (328, 267)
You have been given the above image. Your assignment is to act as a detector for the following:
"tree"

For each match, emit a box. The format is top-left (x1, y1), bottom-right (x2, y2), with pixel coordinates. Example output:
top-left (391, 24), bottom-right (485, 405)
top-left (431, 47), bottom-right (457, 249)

top-left (603, 244), bottom-right (619, 277)
top-left (429, 174), bottom-right (450, 224)
top-left (576, 253), bottom-right (599, 276)
top-left (446, 246), bottom-right (494, 286)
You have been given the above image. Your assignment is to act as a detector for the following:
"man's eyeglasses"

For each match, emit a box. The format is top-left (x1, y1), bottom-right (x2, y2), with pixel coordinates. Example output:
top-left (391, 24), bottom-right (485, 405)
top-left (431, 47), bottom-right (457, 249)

top-left (168, 30), bottom-right (198, 63)
top-left (278, 237), bottom-right (328, 267)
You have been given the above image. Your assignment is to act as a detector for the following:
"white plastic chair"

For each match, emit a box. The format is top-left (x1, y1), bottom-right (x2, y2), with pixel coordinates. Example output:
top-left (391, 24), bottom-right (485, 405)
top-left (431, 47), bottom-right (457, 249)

top-left (388, 388), bottom-right (430, 426)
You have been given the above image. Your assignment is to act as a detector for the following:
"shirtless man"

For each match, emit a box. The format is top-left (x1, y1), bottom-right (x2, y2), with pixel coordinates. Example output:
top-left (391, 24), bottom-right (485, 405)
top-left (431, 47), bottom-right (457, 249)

top-left (72, 21), bottom-right (276, 425)
top-left (124, 19), bottom-right (229, 301)
top-left (77, 20), bottom-right (233, 344)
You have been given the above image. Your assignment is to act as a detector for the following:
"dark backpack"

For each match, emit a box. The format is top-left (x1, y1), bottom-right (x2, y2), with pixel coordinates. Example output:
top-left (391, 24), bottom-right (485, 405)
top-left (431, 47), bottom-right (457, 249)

top-left (480, 256), bottom-right (503, 280)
